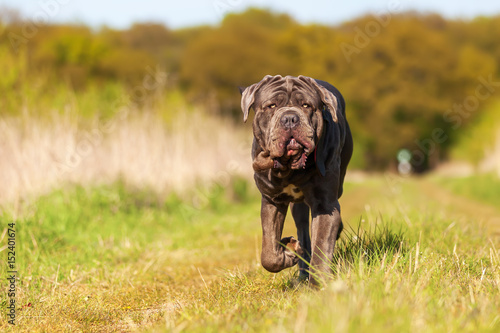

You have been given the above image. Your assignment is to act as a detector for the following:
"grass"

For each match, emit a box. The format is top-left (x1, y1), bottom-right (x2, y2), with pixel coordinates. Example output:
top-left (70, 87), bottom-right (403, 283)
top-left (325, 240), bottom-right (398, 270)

top-left (0, 80), bottom-right (499, 331)
top-left (434, 173), bottom-right (500, 207)
top-left (1, 175), bottom-right (499, 332)
top-left (0, 179), bottom-right (263, 332)
top-left (0, 106), bottom-right (253, 205)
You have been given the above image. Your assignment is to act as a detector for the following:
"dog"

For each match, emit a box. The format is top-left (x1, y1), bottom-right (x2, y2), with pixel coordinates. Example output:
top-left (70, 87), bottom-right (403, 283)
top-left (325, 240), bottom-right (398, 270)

top-left (240, 75), bottom-right (353, 285)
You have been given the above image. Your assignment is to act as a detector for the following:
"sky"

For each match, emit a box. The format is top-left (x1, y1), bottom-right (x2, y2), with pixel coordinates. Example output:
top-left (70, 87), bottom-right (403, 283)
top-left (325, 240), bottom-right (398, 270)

top-left (1, 0), bottom-right (500, 29)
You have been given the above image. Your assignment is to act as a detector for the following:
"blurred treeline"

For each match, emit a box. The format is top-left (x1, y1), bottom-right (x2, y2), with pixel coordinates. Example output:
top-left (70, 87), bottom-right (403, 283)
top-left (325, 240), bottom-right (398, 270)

top-left (1, 8), bottom-right (500, 170)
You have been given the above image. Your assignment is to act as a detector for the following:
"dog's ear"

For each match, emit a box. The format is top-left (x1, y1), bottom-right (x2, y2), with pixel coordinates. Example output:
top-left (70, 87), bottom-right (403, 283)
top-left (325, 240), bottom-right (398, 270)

top-left (299, 75), bottom-right (337, 176)
top-left (240, 75), bottom-right (276, 123)
top-left (298, 75), bottom-right (338, 122)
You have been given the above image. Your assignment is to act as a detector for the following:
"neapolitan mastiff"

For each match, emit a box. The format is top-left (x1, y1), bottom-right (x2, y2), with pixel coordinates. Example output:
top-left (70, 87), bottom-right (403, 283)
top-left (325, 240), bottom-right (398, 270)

top-left (240, 75), bottom-right (353, 286)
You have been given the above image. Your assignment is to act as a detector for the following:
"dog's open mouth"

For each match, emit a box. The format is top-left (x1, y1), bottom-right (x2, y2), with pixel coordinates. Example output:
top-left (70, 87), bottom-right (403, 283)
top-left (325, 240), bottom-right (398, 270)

top-left (286, 138), bottom-right (302, 156)
top-left (273, 136), bottom-right (309, 170)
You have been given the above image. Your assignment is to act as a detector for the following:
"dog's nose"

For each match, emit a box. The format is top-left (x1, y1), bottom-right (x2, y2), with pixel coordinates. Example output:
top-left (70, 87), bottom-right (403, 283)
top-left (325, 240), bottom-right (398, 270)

top-left (280, 112), bottom-right (300, 128)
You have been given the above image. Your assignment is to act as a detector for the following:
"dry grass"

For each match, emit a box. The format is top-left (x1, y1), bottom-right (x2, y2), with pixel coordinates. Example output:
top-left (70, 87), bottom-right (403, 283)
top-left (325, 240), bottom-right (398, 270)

top-left (1, 153), bottom-right (500, 332)
top-left (2, 95), bottom-right (500, 332)
top-left (0, 108), bottom-right (253, 206)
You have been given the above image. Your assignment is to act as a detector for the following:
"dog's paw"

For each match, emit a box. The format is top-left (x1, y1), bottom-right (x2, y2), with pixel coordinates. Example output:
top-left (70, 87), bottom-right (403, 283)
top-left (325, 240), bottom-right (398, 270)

top-left (281, 236), bottom-right (304, 257)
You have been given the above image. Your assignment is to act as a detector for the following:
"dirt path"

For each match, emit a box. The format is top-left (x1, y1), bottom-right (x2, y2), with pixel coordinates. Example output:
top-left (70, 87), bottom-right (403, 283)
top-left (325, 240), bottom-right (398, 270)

top-left (340, 174), bottom-right (500, 239)
top-left (416, 178), bottom-right (500, 238)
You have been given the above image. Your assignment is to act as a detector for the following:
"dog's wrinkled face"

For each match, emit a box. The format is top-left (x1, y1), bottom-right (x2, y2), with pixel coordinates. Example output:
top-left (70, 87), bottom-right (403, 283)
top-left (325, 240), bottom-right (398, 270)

top-left (241, 75), bottom-right (337, 172)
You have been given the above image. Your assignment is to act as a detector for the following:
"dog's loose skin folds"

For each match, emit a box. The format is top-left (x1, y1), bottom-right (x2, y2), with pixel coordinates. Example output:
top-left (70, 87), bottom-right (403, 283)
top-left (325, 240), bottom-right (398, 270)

top-left (240, 75), bottom-right (353, 286)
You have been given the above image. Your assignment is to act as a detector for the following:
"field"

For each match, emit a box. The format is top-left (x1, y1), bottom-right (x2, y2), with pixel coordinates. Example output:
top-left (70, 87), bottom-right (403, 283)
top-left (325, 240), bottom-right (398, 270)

top-left (0, 74), bottom-right (499, 333)
top-left (1, 169), bottom-right (499, 332)
top-left (2, 6), bottom-right (500, 332)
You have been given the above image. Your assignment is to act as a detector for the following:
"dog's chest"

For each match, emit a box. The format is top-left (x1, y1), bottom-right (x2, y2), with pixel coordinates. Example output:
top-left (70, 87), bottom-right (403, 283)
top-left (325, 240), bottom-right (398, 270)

top-left (274, 184), bottom-right (304, 202)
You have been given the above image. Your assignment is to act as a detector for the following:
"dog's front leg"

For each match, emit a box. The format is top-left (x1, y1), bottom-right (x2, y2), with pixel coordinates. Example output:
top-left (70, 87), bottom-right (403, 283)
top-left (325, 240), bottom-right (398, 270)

top-left (260, 196), bottom-right (301, 272)
top-left (309, 200), bottom-right (342, 287)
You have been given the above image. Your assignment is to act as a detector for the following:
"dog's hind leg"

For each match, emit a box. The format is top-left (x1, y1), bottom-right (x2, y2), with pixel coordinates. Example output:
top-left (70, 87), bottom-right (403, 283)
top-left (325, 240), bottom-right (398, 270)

top-left (291, 202), bottom-right (311, 280)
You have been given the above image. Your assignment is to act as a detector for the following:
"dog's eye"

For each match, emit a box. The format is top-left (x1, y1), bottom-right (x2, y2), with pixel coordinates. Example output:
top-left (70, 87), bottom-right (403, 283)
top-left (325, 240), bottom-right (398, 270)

top-left (302, 103), bottom-right (310, 108)
top-left (268, 104), bottom-right (276, 109)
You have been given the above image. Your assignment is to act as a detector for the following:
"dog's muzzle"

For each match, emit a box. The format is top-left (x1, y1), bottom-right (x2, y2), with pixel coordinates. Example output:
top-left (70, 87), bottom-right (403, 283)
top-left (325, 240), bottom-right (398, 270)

top-left (268, 108), bottom-right (315, 170)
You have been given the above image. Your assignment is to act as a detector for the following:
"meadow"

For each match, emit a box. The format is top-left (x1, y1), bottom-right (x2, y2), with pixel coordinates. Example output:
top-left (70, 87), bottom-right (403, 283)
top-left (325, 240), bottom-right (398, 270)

top-left (2, 7), bottom-right (500, 332)
top-left (1, 128), bottom-right (499, 332)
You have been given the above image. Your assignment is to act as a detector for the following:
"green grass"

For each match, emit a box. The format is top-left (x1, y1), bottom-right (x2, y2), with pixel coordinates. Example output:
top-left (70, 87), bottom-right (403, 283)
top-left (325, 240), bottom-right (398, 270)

top-left (1, 176), bottom-right (499, 332)
top-left (435, 173), bottom-right (500, 207)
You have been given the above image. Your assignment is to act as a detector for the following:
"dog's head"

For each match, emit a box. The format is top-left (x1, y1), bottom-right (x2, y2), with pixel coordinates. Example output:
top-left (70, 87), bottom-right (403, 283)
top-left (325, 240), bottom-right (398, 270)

top-left (240, 75), bottom-right (338, 172)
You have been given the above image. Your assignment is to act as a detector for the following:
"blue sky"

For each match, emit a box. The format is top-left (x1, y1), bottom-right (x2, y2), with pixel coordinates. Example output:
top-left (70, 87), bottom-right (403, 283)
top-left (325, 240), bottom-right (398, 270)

top-left (1, 0), bottom-right (500, 29)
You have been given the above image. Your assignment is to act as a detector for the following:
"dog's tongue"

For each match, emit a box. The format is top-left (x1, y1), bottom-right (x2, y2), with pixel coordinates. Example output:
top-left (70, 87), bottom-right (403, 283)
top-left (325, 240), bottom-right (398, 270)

top-left (286, 138), bottom-right (302, 156)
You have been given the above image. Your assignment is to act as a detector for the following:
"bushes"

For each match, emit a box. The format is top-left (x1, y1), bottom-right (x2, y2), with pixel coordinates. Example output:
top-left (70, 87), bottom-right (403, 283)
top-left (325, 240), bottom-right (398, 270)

top-left (1, 8), bottom-right (500, 170)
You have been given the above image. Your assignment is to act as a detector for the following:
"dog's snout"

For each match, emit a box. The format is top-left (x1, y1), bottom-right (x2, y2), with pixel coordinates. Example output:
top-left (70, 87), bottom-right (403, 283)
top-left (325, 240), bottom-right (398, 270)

top-left (280, 112), bottom-right (300, 128)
